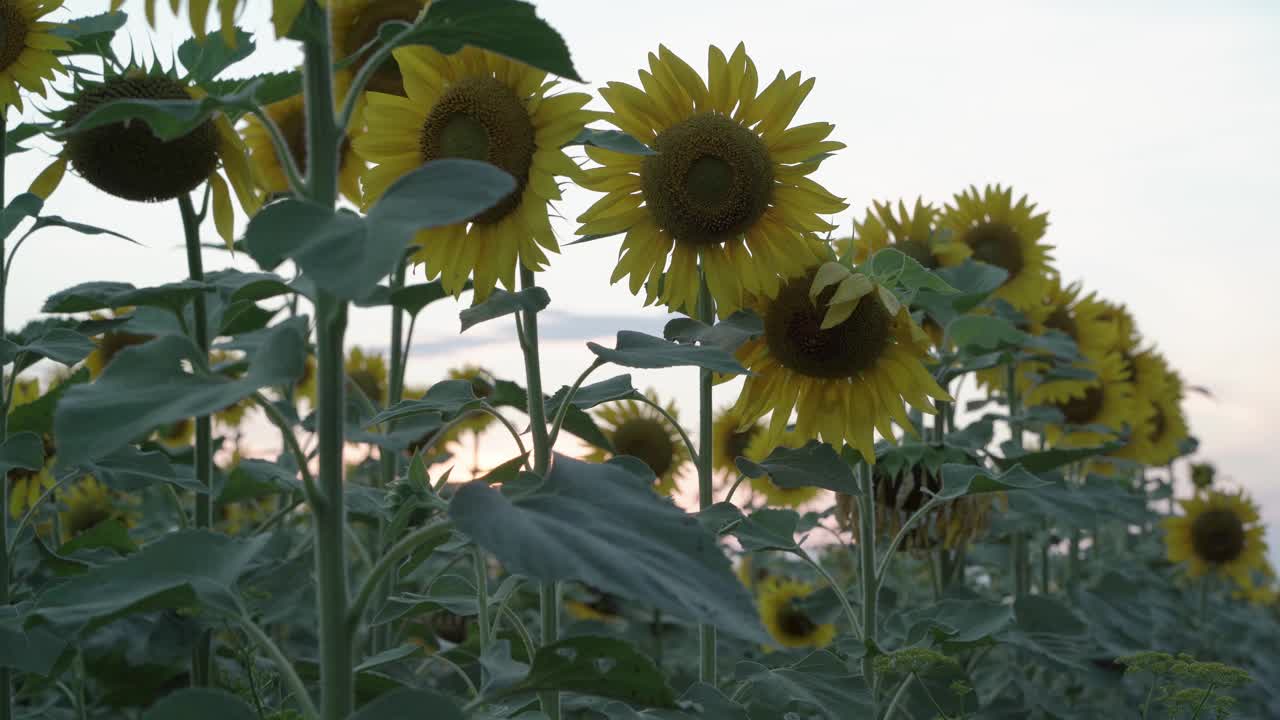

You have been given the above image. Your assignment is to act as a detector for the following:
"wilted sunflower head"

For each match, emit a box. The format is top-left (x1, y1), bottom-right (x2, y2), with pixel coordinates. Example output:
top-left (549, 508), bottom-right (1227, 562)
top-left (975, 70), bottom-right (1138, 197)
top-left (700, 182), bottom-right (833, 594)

top-left (757, 578), bottom-right (835, 650)
top-left (345, 346), bottom-right (389, 405)
top-left (589, 394), bottom-right (689, 495)
top-left (0, 0), bottom-right (68, 110)
top-left (836, 459), bottom-right (991, 551)
top-left (1164, 490), bottom-right (1268, 590)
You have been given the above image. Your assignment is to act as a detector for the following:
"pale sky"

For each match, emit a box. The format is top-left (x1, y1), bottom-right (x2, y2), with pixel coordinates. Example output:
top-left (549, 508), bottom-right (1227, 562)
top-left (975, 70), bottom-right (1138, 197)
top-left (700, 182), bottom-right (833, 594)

top-left (8, 1), bottom-right (1279, 554)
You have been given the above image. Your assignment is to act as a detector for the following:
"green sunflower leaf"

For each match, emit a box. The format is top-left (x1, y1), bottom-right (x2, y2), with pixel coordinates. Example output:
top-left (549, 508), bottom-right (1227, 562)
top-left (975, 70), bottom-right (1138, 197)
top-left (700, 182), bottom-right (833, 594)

top-left (203, 269), bottom-right (297, 304)
top-left (0, 604), bottom-right (66, 675)
top-left (390, 280), bottom-right (455, 316)
top-left (76, 445), bottom-right (205, 495)
top-left (868, 248), bottom-right (958, 294)
top-left (0, 433), bottom-right (43, 480)
top-left (490, 379), bottom-right (613, 452)
top-left (364, 380), bottom-right (480, 427)
top-left (732, 508), bottom-right (803, 552)
top-left (0, 193), bottom-right (42, 240)
top-left (460, 287), bottom-right (550, 332)
top-left (4, 123), bottom-right (51, 156)
top-left (589, 331), bottom-right (746, 374)
top-left (936, 463), bottom-right (1050, 500)
top-left (514, 636), bottom-right (676, 707)
top-left (349, 688), bottom-right (465, 720)
top-left (733, 652), bottom-right (874, 720)
top-left (387, 0), bottom-right (583, 82)
top-left (177, 29), bottom-right (255, 83)
top-left (52, 12), bottom-right (128, 56)
top-left (544, 374), bottom-right (638, 417)
top-left (139, 688), bottom-right (257, 720)
top-left (449, 454), bottom-right (769, 643)
top-left (944, 315), bottom-right (1028, 354)
top-left (27, 214), bottom-right (139, 245)
top-left (29, 530), bottom-right (271, 632)
top-left (664, 310), bottom-right (763, 353)
top-left (54, 323), bottom-right (305, 465)
top-left (7, 368), bottom-right (88, 437)
top-left (735, 441), bottom-right (858, 495)
top-left (43, 280), bottom-right (210, 315)
top-left (246, 160), bottom-right (515, 301)
top-left (913, 260), bottom-right (1009, 326)
top-left (568, 128), bottom-right (655, 155)
top-left (1, 328), bottom-right (94, 374)
top-left (994, 442), bottom-right (1125, 474)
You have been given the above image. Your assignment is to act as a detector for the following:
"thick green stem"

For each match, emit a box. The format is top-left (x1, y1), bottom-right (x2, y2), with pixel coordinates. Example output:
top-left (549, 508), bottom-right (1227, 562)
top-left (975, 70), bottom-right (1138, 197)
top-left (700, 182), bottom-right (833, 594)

top-left (857, 464), bottom-right (879, 710)
top-left (474, 548), bottom-right (492, 675)
top-left (1006, 364), bottom-right (1029, 598)
top-left (518, 265), bottom-right (558, 719)
top-left (300, 8), bottom-right (351, 717)
top-left (695, 273), bottom-right (717, 685)
top-left (0, 111), bottom-right (12, 720)
top-left (179, 193), bottom-right (215, 687)
top-left (348, 519), bottom-right (453, 632)
top-left (371, 261), bottom-right (406, 653)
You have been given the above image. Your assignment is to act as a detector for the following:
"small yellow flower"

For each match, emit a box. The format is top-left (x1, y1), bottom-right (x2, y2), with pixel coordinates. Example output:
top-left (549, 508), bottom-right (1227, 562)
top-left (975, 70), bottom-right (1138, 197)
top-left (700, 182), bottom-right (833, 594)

top-left (757, 578), bottom-right (835, 650)
top-left (0, 0), bottom-right (68, 110)
top-left (1163, 490), bottom-right (1268, 591)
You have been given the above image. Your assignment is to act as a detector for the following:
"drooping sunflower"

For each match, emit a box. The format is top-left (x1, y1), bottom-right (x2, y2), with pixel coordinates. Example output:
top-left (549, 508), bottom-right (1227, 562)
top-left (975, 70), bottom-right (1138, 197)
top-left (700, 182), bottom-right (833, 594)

top-left (57, 476), bottom-right (135, 541)
top-left (577, 44), bottom-right (847, 316)
top-left (937, 185), bottom-right (1052, 311)
top-left (84, 320), bottom-right (152, 379)
top-left (108, 0), bottom-right (305, 43)
top-left (33, 64), bottom-right (260, 245)
top-left (588, 392), bottom-right (689, 495)
top-left (7, 435), bottom-right (54, 519)
top-left (331, 0), bottom-right (428, 97)
top-left (1019, 278), bottom-right (1121, 405)
top-left (153, 418), bottom-right (195, 449)
top-left (1163, 490), bottom-right (1268, 590)
top-left (836, 459), bottom-right (992, 551)
top-left (729, 261), bottom-right (950, 463)
top-left (345, 346), bottom-right (388, 405)
top-left (241, 71), bottom-right (364, 202)
top-left (838, 198), bottom-right (970, 269)
top-left (711, 405), bottom-right (762, 474)
top-left (295, 354), bottom-right (318, 406)
top-left (219, 496), bottom-right (279, 535)
top-left (354, 45), bottom-right (594, 300)
top-left (745, 431), bottom-right (822, 508)
top-left (757, 578), bottom-right (835, 650)
top-left (0, 0), bottom-right (68, 110)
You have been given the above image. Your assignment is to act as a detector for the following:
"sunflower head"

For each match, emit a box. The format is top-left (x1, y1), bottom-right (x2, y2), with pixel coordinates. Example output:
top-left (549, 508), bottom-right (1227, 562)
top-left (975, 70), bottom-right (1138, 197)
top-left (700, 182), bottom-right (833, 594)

top-left (0, 0), bottom-right (68, 110)
top-left (577, 43), bottom-right (847, 316)
top-left (57, 476), bottom-right (134, 541)
top-left (589, 393), bottom-right (689, 495)
top-left (219, 495), bottom-right (279, 535)
top-left (331, 0), bottom-right (429, 97)
top-left (837, 198), bottom-right (971, 270)
top-left (153, 418), bottom-right (195, 449)
top-left (85, 324), bottom-right (153, 378)
top-left (1106, 350), bottom-right (1189, 467)
top-left (1040, 350), bottom-right (1140, 449)
top-left (7, 438), bottom-right (54, 519)
top-left (345, 346), bottom-right (389, 405)
top-left (731, 261), bottom-right (949, 462)
top-left (836, 458), bottom-right (991, 551)
top-left (757, 578), bottom-right (835, 650)
top-left (712, 406), bottom-right (762, 474)
top-left (565, 586), bottom-right (624, 622)
top-left (354, 45), bottom-right (594, 300)
top-left (938, 185), bottom-right (1053, 311)
top-left (1163, 490), bottom-right (1268, 590)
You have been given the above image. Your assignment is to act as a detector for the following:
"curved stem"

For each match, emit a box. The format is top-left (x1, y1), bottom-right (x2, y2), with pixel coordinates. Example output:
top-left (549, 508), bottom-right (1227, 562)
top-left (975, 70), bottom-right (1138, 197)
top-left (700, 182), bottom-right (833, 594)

top-left (473, 547), bottom-right (492, 663)
top-left (238, 614), bottom-right (320, 720)
top-left (633, 395), bottom-right (699, 472)
top-left (546, 359), bottom-right (603, 448)
top-left (695, 271), bottom-right (717, 685)
top-left (347, 519), bottom-right (453, 634)
top-left (723, 474), bottom-right (749, 506)
top-left (797, 549), bottom-right (862, 639)
top-left (250, 108), bottom-right (306, 195)
top-left (251, 392), bottom-right (319, 505)
top-left (179, 192), bottom-right (214, 688)
top-left (495, 604), bottom-right (537, 665)
top-left (881, 675), bottom-right (913, 720)
top-left (337, 21), bottom-right (419, 131)
top-left (875, 497), bottom-right (946, 595)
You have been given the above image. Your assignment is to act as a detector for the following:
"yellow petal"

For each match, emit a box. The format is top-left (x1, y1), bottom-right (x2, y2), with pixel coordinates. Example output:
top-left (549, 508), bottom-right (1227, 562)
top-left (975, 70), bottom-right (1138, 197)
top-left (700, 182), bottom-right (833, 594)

top-left (29, 155), bottom-right (67, 199)
top-left (209, 172), bottom-right (235, 249)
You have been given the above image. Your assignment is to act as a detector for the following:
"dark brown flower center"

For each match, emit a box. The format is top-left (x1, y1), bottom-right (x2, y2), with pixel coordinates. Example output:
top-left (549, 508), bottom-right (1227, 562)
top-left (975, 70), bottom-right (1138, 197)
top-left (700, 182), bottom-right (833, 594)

top-left (1148, 403), bottom-right (1167, 442)
top-left (777, 601), bottom-right (817, 638)
top-left (726, 425), bottom-right (758, 462)
top-left (764, 272), bottom-right (893, 379)
top-left (419, 76), bottom-right (534, 224)
top-left (65, 75), bottom-right (220, 203)
top-left (1056, 385), bottom-right (1104, 425)
top-left (0, 0), bottom-right (30, 72)
top-left (611, 417), bottom-right (676, 478)
top-left (1190, 508), bottom-right (1246, 565)
top-left (337, 0), bottom-right (424, 96)
top-left (963, 222), bottom-right (1024, 278)
top-left (640, 112), bottom-right (773, 247)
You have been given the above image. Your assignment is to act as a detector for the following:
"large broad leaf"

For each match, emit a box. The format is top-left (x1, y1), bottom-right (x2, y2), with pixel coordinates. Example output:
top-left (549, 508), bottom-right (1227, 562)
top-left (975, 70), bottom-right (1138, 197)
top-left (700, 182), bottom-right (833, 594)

top-left (0, 605), bottom-right (65, 675)
top-left (76, 445), bottom-right (205, 494)
top-left (936, 463), bottom-right (1050, 500)
top-left (449, 455), bottom-right (768, 643)
top-left (141, 688), bottom-right (256, 720)
top-left (43, 280), bottom-right (209, 314)
top-left (30, 531), bottom-right (271, 632)
top-left (0, 328), bottom-right (95, 372)
top-left (460, 287), bottom-right (549, 332)
top-left (389, 0), bottom-right (581, 81)
top-left (54, 323), bottom-right (305, 464)
top-left (726, 508), bottom-right (802, 552)
top-left (945, 315), bottom-right (1027, 355)
top-left (490, 379), bottom-right (613, 452)
top-left (0, 432), bottom-right (43, 479)
top-left (734, 653), bottom-right (874, 720)
top-left (204, 268), bottom-right (297, 303)
top-left (663, 310), bottom-right (763, 354)
top-left (913, 260), bottom-right (1008, 325)
top-left (350, 688), bottom-right (465, 720)
top-left (1000, 594), bottom-right (1093, 671)
top-left (177, 29), bottom-right (254, 83)
top-left (365, 380), bottom-right (479, 426)
top-left (0, 193), bottom-right (41, 240)
top-left (569, 128), bottom-right (654, 156)
top-left (246, 160), bottom-right (514, 300)
top-left (52, 12), bottom-right (127, 55)
top-left (867, 248), bottom-right (958, 294)
top-left (514, 636), bottom-right (675, 707)
top-left (589, 331), bottom-right (746, 374)
top-left (59, 76), bottom-right (286, 141)
top-left (7, 368), bottom-right (87, 437)
top-left (545, 375), bottom-right (638, 418)
top-left (994, 442), bottom-right (1124, 473)
top-left (734, 441), bottom-right (857, 495)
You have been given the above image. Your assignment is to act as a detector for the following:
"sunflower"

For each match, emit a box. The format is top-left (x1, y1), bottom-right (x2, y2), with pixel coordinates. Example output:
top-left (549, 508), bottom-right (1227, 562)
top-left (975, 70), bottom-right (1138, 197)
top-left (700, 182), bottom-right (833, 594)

top-left (711, 405), bottom-right (762, 474)
top-left (296, 354), bottom-right (318, 406)
top-left (577, 43), bottom-right (847, 316)
top-left (1017, 278), bottom-right (1120, 404)
top-left (838, 198), bottom-right (970, 269)
top-left (446, 365), bottom-right (496, 436)
top-left (354, 45), bottom-right (593, 301)
top-left (219, 496), bottom-right (279, 535)
top-left (937, 185), bottom-right (1052, 311)
top-left (1099, 300), bottom-right (1141, 358)
top-left (588, 392), bottom-right (689, 495)
top-left (241, 71), bottom-right (364, 202)
top-left (153, 418), bottom-right (195, 449)
top-left (331, 0), bottom-right (428, 97)
top-left (84, 321), bottom-right (153, 378)
top-left (345, 346), bottom-right (388, 405)
top-left (757, 578), bottom-right (835, 650)
top-left (57, 476), bottom-right (134, 541)
top-left (565, 586), bottom-right (623, 623)
top-left (0, 0), bottom-right (68, 110)
top-left (7, 435), bottom-right (54, 519)
top-left (1040, 350), bottom-right (1139, 449)
top-left (108, 0), bottom-right (305, 43)
top-left (1108, 350), bottom-right (1188, 467)
top-left (729, 261), bottom-right (950, 463)
top-left (745, 431), bottom-right (823, 508)
top-left (10, 377), bottom-right (40, 408)
top-left (33, 65), bottom-right (261, 246)
top-left (836, 461), bottom-right (992, 551)
top-left (1163, 490), bottom-right (1268, 590)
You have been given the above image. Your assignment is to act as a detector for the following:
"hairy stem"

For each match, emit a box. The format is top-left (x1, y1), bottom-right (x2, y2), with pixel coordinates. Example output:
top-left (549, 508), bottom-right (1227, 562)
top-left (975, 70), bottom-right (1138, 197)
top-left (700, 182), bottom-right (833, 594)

top-left (857, 464), bottom-right (880, 711)
top-left (0, 111), bottom-right (12, 720)
top-left (696, 272), bottom-right (717, 685)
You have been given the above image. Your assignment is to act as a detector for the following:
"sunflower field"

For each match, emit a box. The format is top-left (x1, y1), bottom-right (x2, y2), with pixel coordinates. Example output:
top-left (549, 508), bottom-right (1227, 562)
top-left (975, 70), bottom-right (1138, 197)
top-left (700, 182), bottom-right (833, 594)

top-left (1, 2), bottom-right (1276, 720)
